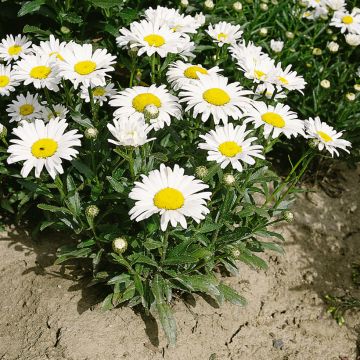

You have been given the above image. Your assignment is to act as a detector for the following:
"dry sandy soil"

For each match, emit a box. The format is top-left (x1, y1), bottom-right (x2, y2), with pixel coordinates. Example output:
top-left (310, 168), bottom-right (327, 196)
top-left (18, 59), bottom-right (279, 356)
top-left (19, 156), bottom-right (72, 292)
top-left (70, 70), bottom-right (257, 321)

top-left (0, 164), bottom-right (360, 360)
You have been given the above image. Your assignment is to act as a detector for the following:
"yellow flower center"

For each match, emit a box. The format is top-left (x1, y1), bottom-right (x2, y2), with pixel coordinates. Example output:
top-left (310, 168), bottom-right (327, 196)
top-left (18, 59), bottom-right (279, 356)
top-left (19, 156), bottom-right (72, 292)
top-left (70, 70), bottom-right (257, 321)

top-left (261, 112), bottom-right (285, 128)
top-left (92, 87), bottom-right (106, 96)
top-left (218, 141), bottom-right (242, 157)
top-left (49, 51), bottom-right (64, 61)
top-left (217, 32), bottom-right (228, 41)
top-left (254, 69), bottom-right (266, 79)
top-left (74, 60), bottom-right (97, 75)
top-left (317, 130), bottom-right (332, 142)
top-left (153, 187), bottom-right (184, 210)
top-left (30, 65), bottom-right (51, 79)
top-left (31, 138), bottom-right (58, 158)
top-left (19, 104), bottom-right (34, 116)
top-left (132, 93), bottom-right (161, 112)
top-left (8, 45), bottom-right (22, 56)
top-left (143, 34), bottom-right (165, 47)
top-left (0, 75), bottom-right (10, 88)
top-left (342, 15), bottom-right (353, 24)
top-left (184, 66), bottom-right (208, 79)
top-left (278, 76), bottom-right (289, 85)
top-left (203, 88), bottom-right (230, 106)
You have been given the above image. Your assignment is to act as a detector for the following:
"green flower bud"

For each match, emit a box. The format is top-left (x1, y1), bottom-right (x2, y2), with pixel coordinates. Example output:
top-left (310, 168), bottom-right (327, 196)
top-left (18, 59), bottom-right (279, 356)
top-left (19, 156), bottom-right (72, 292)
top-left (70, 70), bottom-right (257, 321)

top-left (0, 124), bottom-right (7, 139)
top-left (85, 205), bottom-right (99, 218)
top-left (143, 104), bottom-right (159, 120)
top-left (84, 127), bottom-right (98, 140)
top-left (112, 237), bottom-right (128, 254)
top-left (223, 173), bottom-right (236, 186)
top-left (195, 166), bottom-right (208, 179)
top-left (60, 26), bottom-right (71, 34)
top-left (283, 210), bottom-right (294, 223)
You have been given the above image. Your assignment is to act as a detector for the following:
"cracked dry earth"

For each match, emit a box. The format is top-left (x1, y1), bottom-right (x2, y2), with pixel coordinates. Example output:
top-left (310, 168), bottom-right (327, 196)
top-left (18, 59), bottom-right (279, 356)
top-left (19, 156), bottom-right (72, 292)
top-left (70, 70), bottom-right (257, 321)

top-left (1, 164), bottom-right (360, 360)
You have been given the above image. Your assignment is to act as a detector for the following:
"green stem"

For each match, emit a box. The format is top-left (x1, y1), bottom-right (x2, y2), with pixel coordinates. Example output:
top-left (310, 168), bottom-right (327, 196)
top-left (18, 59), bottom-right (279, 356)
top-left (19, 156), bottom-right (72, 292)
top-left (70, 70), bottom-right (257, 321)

top-left (128, 148), bottom-right (135, 179)
top-left (88, 86), bottom-right (97, 123)
top-left (44, 88), bottom-right (57, 118)
top-left (161, 229), bottom-right (169, 262)
top-left (151, 54), bottom-right (156, 83)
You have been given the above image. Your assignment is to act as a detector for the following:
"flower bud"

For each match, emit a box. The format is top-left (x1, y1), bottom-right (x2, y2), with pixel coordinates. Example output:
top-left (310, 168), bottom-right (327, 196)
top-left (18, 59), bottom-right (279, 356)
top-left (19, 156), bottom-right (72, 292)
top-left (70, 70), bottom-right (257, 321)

top-left (223, 173), bottom-right (236, 186)
top-left (345, 33), bottom-right (360, 47)
top-left (84, 127), bottom-right (98, 140)
top-left (271, 0), bottom-right (278, 4)
top-left (260, 2), bottom-right (268, 11)
top-left (85, 205), bottom-right (99, 218)
top-left (144, 104), bottom-right (159, 120)
top-left (60, 26), bottom-right (71, 34)
top-left (354, 84), bottom-right (360, 92)
top-left (270, 39), bottom-right (284, 53)
top-left (195, 12), bottom-right (206, 26)
top-left (112, 237), bottom-right (128, 254)
top-left (259, 27), bottom-right (268, 36)
top-left (283, 210), bottom-right (294, 223)
top-left (285, 31), bottom-right (294, 39)
top-left (346, 92), bottom-right (356, 102)
top-left (128, 46), bottom-right (139, 57)
top-left (233, 1), bottom-right (243, 11)
top-left (180, 0), bottom-right (189, 7)
top-left (195, 166), bottom-right (208, 179)
top-left (327, 41), bottom-right (339, 53)
top-left (204, 0), bottom-right (214, 10)
top-left (312, 48), bottom-right (322, 56)
top-left (232, 248), bottom-right (241, 258)
top-left (0, 124), bottom-right (7, 139)
top-left (320, 79), bottom-right (330, 89)
top-left (308, 138), bottom-right (320, 149)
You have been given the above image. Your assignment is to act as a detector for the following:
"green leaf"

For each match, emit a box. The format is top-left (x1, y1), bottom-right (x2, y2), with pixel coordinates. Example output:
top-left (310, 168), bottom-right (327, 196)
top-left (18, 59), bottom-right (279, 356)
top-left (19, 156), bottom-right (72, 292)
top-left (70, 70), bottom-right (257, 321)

top-left (22, 24), bottom-right (51, 36)
top-left (143, 239), bottom-right (163, 250)
top-left (107, 176), bottom-right (124, 193)
top-left (101, 293), bottom-right (114, 311)
top-left (39, 221), bottom-right (55, 231)
top-left (129, 254), bottom-right (158, 268)
top-left (37, 203), bottom-right (72, 214)
top-left (71, 159), bottom-right (95, 179)
top-left (88, 0), bottom-right (123, 9)
top-left (196, 222), bottom-right (222, 234)
top-left (65, 175), bottom-right (81, 215)
top-left (260, 242), bottom-right (284, 254)
top-left (218, 283), bottom-right (247, 306)
top-left (237, 247), bottom-right (268, 270)
top-left (151, 275), bottom-right (177, 346)
top-left (18, 0), bottom-right (46, 17)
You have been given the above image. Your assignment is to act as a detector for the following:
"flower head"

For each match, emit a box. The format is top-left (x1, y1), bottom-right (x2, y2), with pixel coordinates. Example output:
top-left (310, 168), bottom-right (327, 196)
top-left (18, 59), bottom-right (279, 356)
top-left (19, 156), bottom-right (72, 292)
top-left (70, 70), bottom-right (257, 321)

top-left (198, 123), bottom-right (264, 171)
top-left (206, 21), bottom-right (243, 47)
top-left (129, 164), bottom-right (212, 231)
top-left (0, 34), bottom-right (32, 62)
top-left (7, 118), bottom-right (82, 178)
top-left (304, 117), bottom-right (351, 156)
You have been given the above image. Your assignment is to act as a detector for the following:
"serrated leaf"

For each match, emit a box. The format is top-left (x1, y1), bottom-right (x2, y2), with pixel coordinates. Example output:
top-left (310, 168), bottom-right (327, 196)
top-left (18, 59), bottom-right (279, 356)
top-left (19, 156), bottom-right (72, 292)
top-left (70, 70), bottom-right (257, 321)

top-left (23, 24), bottom-right (50, 36)
top-left (88, 0), bottom-right (123, 9)
top-left (218, 283), bottom-right (247, 306)
top-left (71, 159), bottom-right (95, 179)
top-left (37, 203), bottom-right (72, 214)
top-left (151, 275), bottom-right (177, 346)
top-left (107, 176), bottom-right (124, 193)
top-left (18, 0), bottom-right (46, 17)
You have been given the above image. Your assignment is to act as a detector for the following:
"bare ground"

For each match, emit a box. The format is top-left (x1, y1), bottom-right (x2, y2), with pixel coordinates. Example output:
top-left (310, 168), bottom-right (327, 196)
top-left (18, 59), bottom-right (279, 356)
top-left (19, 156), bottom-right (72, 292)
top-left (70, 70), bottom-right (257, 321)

top-left (0, 163), bottom-right (360, 360)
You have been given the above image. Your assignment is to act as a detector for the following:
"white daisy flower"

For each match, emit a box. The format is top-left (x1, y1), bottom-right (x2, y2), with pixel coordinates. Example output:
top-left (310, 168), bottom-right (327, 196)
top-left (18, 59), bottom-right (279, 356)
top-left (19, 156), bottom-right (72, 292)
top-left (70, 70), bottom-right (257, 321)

top-left (254, 83), bottom-right (287, 100)
top-left (107, 118), bottom-right (155, 147)
top-left (13, 53), bottom-right (61, 91)
top-left (0, 64), bottom-right (20, 96)
top-left (58, 43), bottom-right (116, 89)
top-left (117, 19), bottom-right (188, 58)
top-left (230, 41), bottom-right (268, 64)
top-left (7, 118), bottom-right (82, 179)
top-left (80, 82), bottom-right (117, 106)
top-left (330, 10), bottom-right (360, 34)
top-left (166, 60), bottom-right (222, 91)
top-left (0, 34), bottom-right (32, 62)
top-left (345, 33), bottom-right (360, 46)
top-left (144, 6), bottom-right (201, 34)
top-left (270, 39), bottom-right (284, 53)
top-left (325, 0), bottom-right (346, 11)
top-left (237, 54), bottom-right (276, 83)
top-left (109, 84), bottom-right (182, 131)
top-left (40, 104), bottom-right (69, 122)
top-left (129, 164), bottom-right (211, 231)
top-left (198, 123), bottom-right (264, 171)
top-left (243, 102), bottom-right (305, 139)
top-left (305, 117), bottom-right (351, 156)
top-left (177, 38), bottom-right (196, 60)
top-left (179, 73), bottom-right (252, 125)
top-left (206, 21), bottom-right (243, 47)
top-left (31, 34), bottom-right (68, 62)
top-left (269, 64), bottom-right (306, 93)
top-left (6, 92), bottom-right (44, 123)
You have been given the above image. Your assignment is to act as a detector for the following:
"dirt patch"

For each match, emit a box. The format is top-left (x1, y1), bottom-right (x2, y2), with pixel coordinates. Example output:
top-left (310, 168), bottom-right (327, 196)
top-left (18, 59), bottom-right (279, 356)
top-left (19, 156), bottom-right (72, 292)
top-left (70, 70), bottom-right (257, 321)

top-left (1, 163), bottom-right (360, 360)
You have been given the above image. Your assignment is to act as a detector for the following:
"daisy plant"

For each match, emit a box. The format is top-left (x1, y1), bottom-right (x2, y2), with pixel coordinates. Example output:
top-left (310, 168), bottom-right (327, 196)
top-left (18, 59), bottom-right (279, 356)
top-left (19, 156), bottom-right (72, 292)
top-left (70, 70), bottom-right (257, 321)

top-left (0, 0), bottom-right (357, 347)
